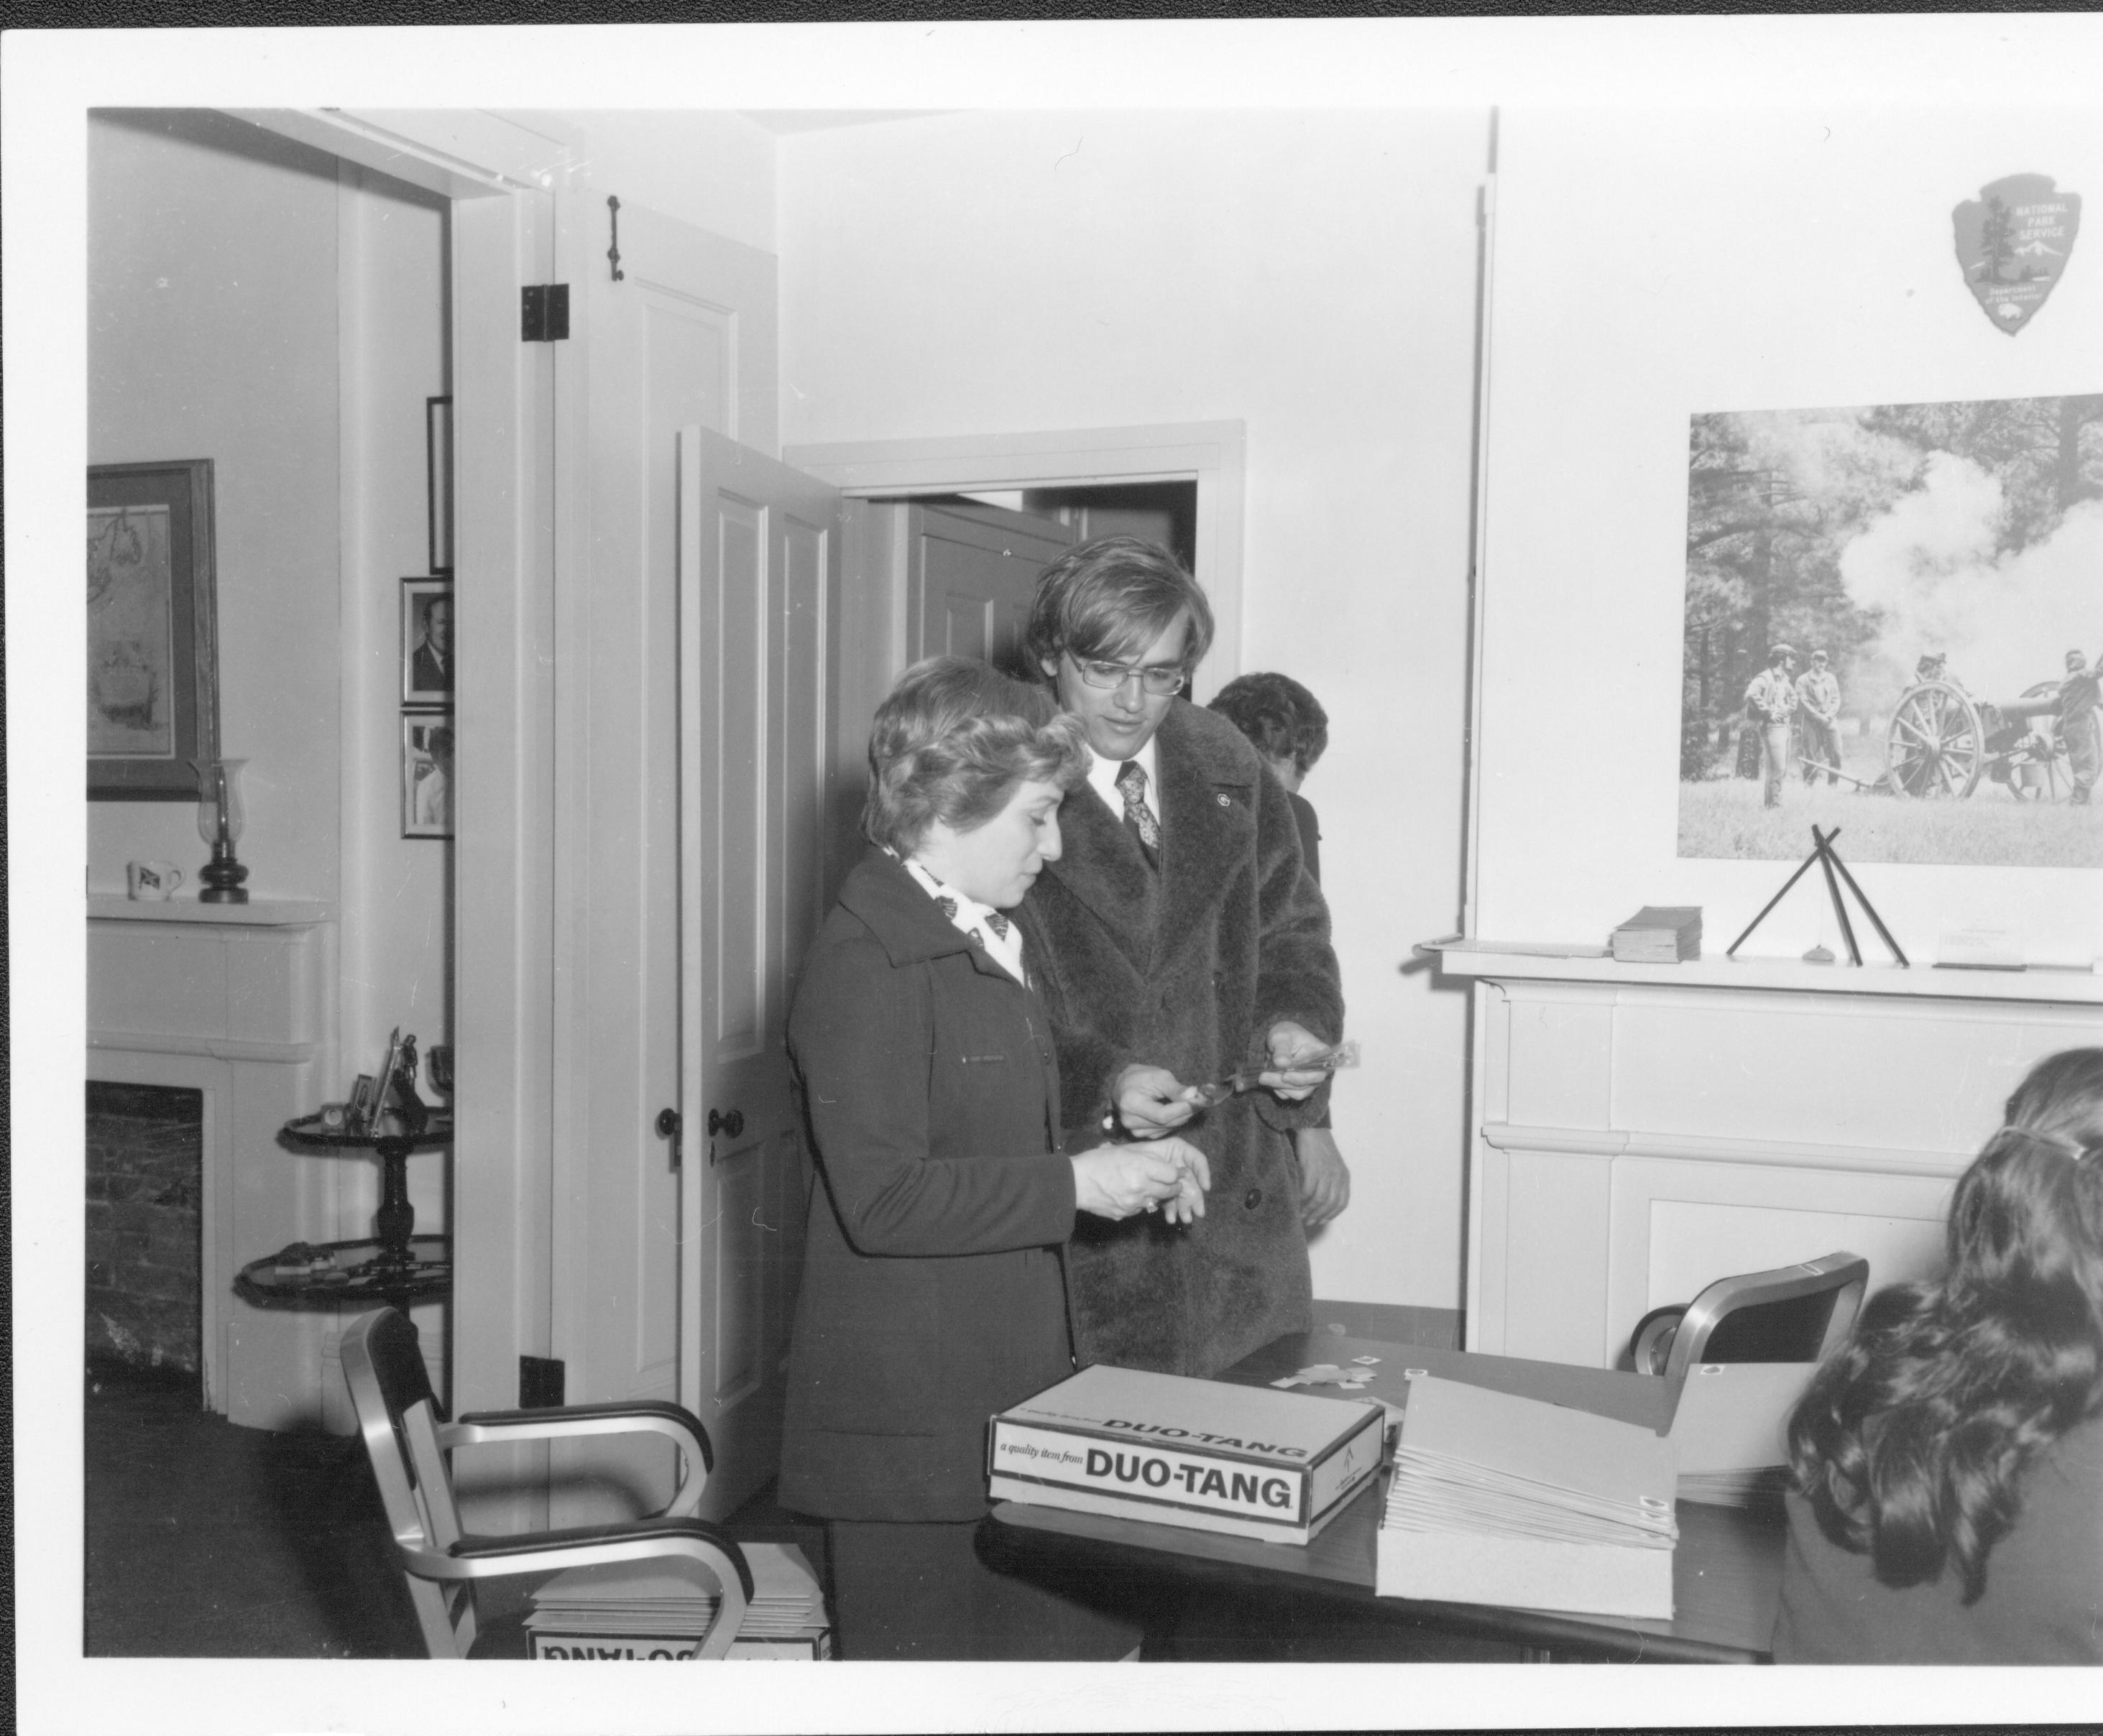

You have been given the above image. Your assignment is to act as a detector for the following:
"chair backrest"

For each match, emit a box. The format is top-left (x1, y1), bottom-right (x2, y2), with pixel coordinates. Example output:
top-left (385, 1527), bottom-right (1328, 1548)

top-left (1662, 1250), bottom-right (1869, 1380)
top-left (340, 1306), bottom-right (477, 1658)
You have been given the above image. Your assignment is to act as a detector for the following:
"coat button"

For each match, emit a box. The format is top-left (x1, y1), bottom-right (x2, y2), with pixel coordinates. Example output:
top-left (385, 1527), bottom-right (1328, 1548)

top-left (1244, 1187), bottom-right (1263, 1210)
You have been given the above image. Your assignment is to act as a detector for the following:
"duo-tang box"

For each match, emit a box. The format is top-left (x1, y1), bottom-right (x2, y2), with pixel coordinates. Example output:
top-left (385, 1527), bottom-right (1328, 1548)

top-left (987, 1364), bottom-right (1384, 1544)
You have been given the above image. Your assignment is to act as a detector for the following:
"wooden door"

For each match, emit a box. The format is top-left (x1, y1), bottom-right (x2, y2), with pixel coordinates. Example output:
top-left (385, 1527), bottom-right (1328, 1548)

top-left (676, 428), bottom-right (839, 1518)
top-left (903, 499), bottom-right (1075, 673)
top-left (551, 198), bottom-right (783, 1526)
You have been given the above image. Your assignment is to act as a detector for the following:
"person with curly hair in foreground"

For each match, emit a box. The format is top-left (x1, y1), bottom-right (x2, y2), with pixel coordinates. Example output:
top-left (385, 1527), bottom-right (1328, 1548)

top-left (1773, 1047), bottom-right (2103, 1663)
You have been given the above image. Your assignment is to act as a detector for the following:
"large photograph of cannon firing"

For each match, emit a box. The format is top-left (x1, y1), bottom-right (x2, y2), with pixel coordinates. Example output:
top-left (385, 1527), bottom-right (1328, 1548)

top-left (1677, 392), bottom-right (2102, 867)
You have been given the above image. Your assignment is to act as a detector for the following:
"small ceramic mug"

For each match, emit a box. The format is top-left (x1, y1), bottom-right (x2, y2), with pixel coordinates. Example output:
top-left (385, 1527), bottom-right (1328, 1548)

top-left (126, 859), bottom-right (185, 900)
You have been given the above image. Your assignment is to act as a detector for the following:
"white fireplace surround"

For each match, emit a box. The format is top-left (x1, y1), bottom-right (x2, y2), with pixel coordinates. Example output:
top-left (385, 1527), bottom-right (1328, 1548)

top-left (1443, 949), bottom-right (2103, 1369)
top-left (87, 897), bottom-right (343, 1428)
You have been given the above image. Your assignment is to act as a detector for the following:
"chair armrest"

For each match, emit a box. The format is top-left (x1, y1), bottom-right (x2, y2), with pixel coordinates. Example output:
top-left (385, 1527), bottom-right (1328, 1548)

top-left (443, 1400), bottom-right (714, 1516)
top-left (404, 1517), bottom-right (755, 1659)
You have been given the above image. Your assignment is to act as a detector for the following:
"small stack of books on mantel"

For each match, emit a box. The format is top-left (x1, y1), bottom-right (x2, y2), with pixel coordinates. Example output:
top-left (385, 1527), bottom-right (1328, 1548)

top-left (525, 1541), bottom-right (831, 1660)
top-left (1611, 905), bottom-right (1703, 963)
top-left (987, 1364), bottom-right (1384, 1544)
top-left (1376, 1375), bottom-right (1678, 1620)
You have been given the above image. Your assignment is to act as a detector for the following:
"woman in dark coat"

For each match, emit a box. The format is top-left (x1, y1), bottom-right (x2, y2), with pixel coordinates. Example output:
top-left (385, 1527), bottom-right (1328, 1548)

top-left (778, 656), bottom-right (1211, 1661)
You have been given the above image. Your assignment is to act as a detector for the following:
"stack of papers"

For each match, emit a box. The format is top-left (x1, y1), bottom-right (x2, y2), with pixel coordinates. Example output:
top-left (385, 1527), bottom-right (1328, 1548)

top-left (1611, 906), bottom-right (1702, 963)
top-left (525, 1541), bottom-right (831, 1660)
top-left (1376, 1375), bottom-right (1677, 1620)
top-left (1669, 1362), bottom-right (1816, 1508)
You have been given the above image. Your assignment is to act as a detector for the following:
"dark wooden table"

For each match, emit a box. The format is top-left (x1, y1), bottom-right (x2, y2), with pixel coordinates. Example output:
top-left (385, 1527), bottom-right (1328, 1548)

top-left (985, 1330), bottom-right (1785, 1663)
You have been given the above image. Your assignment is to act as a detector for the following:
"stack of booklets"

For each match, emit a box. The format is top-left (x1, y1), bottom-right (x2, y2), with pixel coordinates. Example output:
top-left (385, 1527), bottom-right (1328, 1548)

top-left (1669, 1361), bottom-right (1817, 1508)
top-left (987, 1364), bottom-right (1384, 1544)
top-left (1611, 905), bottom-right (1702, 963)
top-left (1376, 1375), bottom-right (1678, 1620)
top-left (525, 1541), bottom-right (831, 1660)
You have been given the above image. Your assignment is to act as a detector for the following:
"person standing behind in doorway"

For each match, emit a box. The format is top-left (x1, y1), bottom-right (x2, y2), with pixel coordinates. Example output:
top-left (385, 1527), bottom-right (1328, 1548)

top-left (1207, 671), bottom-right (1349, 1232)
top-left (1016, 537), bottom-right (1344, 1380)
top-left (1744, 644), bottom-right (1799, 809)
top-left (1795, 649), bottom-right (1842, 786)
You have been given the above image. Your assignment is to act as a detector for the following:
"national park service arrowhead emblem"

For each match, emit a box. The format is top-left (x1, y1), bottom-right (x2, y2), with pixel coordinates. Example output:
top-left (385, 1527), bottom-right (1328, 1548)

top-left (1953, 173), bottom-right (2080, 336)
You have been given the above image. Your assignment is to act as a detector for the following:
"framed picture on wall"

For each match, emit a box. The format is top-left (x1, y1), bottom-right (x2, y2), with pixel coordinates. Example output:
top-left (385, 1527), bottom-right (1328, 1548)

top-left (427, 394), bottom-right (454, 575)
top-left (401, 577), bottom-right (454, 704)
top-left (88, 458), bottom-right (220, 799)
top-left (402, 713), bottom-right (454, 839)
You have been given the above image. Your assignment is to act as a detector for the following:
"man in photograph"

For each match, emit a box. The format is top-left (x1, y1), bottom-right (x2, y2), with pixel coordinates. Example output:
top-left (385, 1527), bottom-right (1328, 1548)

top-left (1015, 537), bottom-right (1344, 1380)
top-left (410, 594), bottom-right (452, 694)
top-left (2061, 647), bottom-right (2099, 806)
top-left (1744, 643), bottom-right (1798, 809)
top-left (1795, 648), bottom-right (1841, 785)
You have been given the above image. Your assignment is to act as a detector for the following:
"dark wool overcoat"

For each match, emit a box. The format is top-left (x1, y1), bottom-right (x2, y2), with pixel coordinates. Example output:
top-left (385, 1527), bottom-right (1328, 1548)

top-left (1016, 701), bottom-right (1344, 1379)
top-left (777, 850), bottom-right (1079, 1523)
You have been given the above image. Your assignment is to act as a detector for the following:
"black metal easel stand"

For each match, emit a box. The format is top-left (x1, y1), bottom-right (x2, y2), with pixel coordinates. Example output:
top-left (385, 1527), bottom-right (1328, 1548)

top-left (1726, 826), bottom-right (1908, 967)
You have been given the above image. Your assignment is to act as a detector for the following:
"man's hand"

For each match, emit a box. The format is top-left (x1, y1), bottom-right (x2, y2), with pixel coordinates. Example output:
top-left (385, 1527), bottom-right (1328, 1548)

top-left (1294, 1127), bottom-right (1350, 1229)
top-left (1260, 1021), bottom-right (1332, 1101)
top-left (1113, 1064), bottom-right (1197, 1136)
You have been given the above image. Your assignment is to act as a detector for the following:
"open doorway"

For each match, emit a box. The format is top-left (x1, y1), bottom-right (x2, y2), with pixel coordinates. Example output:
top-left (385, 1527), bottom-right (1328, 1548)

top-left (893, 479), bottom-right (1200, 681)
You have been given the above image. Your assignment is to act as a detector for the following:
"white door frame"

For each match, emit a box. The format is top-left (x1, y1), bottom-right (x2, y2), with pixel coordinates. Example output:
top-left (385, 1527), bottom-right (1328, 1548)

top-left (783, 421), bottom-right (1246, 692)
top-left (227, 110), bottom-right (571, 1528)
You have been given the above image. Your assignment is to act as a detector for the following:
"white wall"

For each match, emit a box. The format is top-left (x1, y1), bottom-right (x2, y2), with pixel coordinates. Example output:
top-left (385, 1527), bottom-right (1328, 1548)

top-left (553, 108), bottom-right (777, 256)
top-left (90, 112), bottom-right (453, 1239)
top-left (88, 111), bottom-right (344, 902)
top-left (780, 110), bottom-right (1491, 1308)
top-left (1474, 103), bottom-right (2103, 964)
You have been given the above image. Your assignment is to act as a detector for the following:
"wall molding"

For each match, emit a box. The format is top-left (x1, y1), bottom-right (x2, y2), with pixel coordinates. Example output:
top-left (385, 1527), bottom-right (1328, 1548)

top-left (1482, 1119), bottom-right (1966, 1179)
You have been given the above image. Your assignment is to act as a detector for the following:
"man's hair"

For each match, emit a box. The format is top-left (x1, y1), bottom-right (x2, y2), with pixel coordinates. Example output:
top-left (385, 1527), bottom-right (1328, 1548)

top-left (425, 725), bottom-right (454, 761)
top-left (862, 655), bottom-right (1090, 856)
top-left (1787, 1046), bottom-right (2103, 1604)
top-left (1023, 536), bottom-right (1215, 681)
top-left (1208, 672), bottom-right (1330, 777)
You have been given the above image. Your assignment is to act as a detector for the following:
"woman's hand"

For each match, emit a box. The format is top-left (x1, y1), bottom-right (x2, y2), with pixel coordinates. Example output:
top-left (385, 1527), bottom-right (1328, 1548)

top-left (1112, 1064), bottom-right (1200, 1136)
top-left (1072, 1137), bottom-right (1212, 1224)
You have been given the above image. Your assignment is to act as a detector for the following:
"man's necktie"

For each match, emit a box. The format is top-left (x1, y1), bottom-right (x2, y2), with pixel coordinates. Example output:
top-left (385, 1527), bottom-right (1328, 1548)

top-left (1115, 760), bottom-right (1161, 869)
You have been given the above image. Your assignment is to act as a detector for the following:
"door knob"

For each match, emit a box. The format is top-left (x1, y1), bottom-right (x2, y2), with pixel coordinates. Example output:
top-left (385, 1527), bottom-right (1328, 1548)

top-left (707, 1107), bottom-right (745, 1138)
top-left (655, 1108), bottom-right (681, 1139)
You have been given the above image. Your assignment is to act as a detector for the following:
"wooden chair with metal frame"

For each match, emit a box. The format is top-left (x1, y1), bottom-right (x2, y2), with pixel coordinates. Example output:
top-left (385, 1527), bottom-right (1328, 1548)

top-left (340, 1305), bottom-right (752, 1658)
top-left (1628, 1250), bottom-right (1870, 1379)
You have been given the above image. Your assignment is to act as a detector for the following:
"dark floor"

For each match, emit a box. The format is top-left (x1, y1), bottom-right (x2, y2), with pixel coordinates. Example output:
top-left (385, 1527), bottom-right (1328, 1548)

top-left (83, 1357), bottom-right (822, 1658)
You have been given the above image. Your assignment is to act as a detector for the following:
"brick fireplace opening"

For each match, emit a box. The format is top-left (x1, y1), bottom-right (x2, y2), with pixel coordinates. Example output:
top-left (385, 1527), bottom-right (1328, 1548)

top-left (86, 1081), bottom-right (203, 1382)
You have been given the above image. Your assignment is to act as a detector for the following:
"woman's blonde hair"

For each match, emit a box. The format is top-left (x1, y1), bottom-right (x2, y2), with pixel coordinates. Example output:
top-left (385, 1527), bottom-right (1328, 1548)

top-left (862, 656), bottom-right (1090, 855)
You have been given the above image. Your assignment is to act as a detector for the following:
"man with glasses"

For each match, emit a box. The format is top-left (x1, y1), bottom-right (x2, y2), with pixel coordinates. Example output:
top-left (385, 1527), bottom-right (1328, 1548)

top-left (1016, 537), bottom-right (1343, 1380)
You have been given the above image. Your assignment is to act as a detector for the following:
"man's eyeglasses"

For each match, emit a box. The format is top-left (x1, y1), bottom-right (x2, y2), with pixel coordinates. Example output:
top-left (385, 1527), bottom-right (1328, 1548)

top-left (1070, 655), bottom-right (1187, 697)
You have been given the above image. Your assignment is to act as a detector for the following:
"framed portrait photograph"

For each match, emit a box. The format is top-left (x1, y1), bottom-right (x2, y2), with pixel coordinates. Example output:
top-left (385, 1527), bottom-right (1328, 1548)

top-left (401, 577), bottom-right (454, 704)
top-left (401, 713), bottom-right (454, 839)
top-left (427, 394), bottom-right (454, 575)
top-left (88, 458), bottom-right (220, 799)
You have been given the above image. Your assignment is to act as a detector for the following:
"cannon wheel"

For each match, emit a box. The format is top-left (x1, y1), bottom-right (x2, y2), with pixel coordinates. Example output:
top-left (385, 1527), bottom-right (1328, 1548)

top-left (1886, 680), bottom-right (1984, 798)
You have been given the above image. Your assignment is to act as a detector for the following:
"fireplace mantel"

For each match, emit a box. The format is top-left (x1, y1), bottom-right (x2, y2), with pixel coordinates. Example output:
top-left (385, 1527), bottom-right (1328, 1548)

top-left (1437, 942), bottom-right (2101, 1370)
top-left (88, 898), bottom-right (339, 1426)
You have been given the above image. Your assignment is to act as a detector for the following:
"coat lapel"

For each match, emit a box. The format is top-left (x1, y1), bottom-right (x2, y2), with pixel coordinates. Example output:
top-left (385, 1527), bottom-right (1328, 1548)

top-left (1151, 703), bottom-right (1253, 968)
top-left (1037, 772), bottom-right (1157, 972)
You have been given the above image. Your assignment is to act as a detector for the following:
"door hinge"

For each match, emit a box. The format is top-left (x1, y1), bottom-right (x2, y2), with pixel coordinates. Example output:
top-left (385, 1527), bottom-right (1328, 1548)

top-left (521, 284), bottom-right (571, 343)
top-left (519, 1354), bottom-right (566, 1409)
